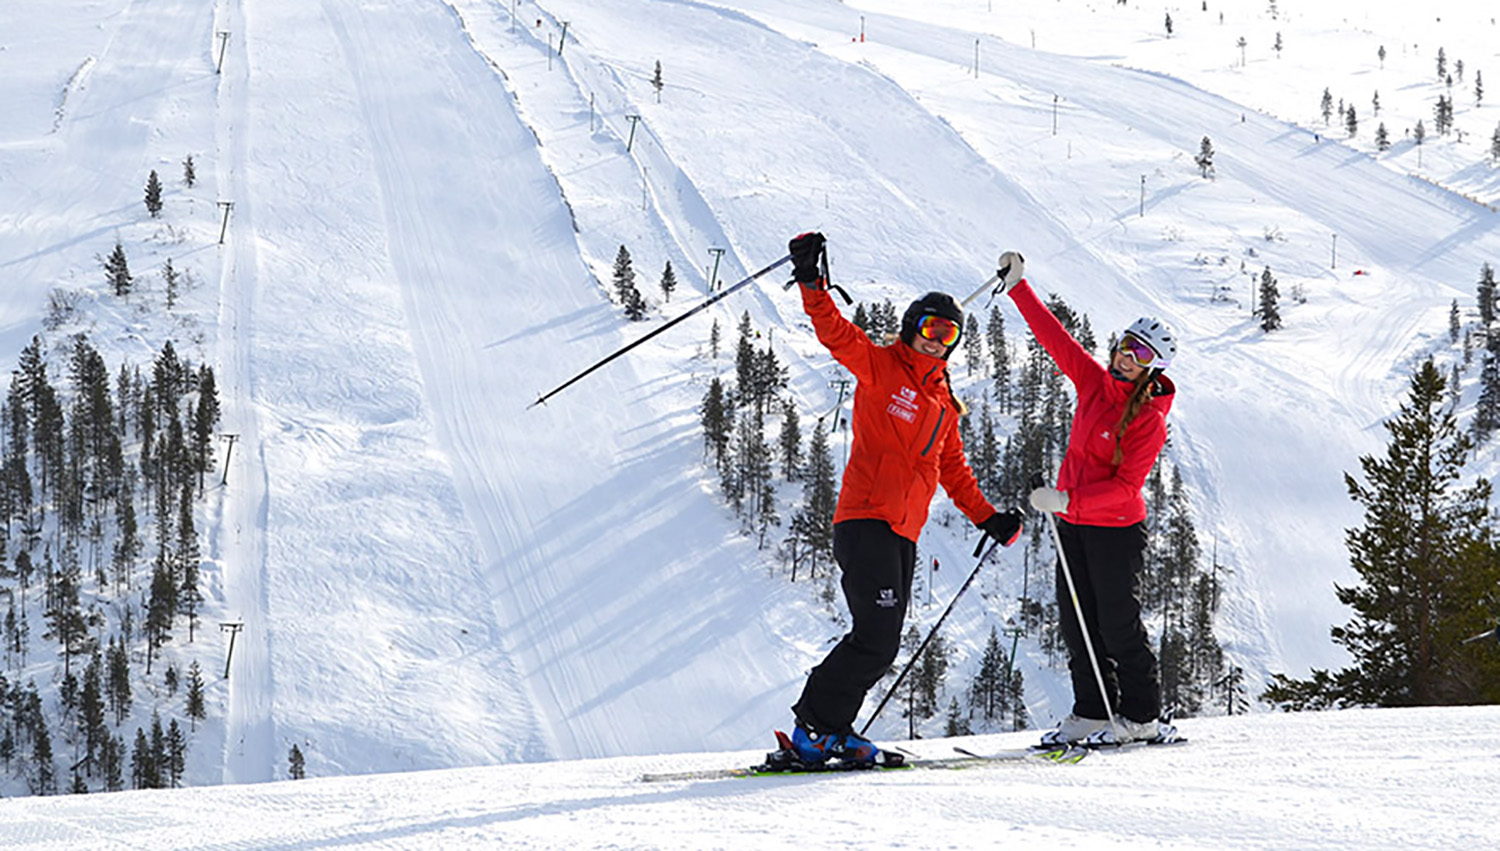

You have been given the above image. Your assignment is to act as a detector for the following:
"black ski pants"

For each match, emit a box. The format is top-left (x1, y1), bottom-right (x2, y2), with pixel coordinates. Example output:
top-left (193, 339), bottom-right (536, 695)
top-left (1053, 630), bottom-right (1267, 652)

top-left (793, 519), bottom-right (915, 736)
top-left (1054, 519), bottom-right (1161, 723)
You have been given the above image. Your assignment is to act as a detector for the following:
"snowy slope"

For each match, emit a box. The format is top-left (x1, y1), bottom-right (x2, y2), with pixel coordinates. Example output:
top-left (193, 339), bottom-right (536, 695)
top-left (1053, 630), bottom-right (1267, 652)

top-left (2, 707), bottom-right (1498, 850)
top-left (3, 0), bottom-right (1500, 800)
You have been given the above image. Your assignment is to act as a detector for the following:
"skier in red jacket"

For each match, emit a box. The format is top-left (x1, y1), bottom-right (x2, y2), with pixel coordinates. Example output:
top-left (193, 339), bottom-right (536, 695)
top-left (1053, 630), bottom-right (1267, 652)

top-left (997, 251), bottom-right (1179, 745)
top-left (784, 232), bottom-right (1023, 766)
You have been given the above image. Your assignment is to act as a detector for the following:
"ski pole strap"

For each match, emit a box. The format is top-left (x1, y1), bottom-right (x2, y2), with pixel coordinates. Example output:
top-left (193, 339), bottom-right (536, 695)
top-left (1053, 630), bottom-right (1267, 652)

top-left (781, 243), bottom-right (853, 304)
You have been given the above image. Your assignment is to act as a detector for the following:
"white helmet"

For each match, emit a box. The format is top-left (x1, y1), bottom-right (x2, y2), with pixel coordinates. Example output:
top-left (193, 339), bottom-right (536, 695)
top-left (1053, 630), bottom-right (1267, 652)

top-left (1122, 316), bottom-right (1176, 371)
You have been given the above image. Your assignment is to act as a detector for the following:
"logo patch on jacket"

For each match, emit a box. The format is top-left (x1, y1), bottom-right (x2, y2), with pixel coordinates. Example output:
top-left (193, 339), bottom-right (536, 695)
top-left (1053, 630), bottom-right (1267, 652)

top-left (875, 588), bottom-right (899, 608)
top-left (886, 386), bottom-right (919, 423)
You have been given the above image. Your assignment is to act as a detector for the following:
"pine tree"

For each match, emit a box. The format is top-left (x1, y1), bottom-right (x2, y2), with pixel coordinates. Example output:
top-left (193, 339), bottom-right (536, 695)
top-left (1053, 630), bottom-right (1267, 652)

top-left (906, 628), bottom-right (950, 738)
top-left (1194, 136), bottom-right (1215, 178)
top-left (651, 60), bottom-right (664, 103)
top-left (1257, 267), bottom-right (1282, 332)
top-left (852, 303), bottom-right (870, 334)
top-left (658, 260), bottom-right (677, 302)
top-left (101, 733), bottom-right (124, 792)
top-left (1477, 70), bottom-right (1485, 106)
top-left (611, 245), bottom-right (646, 320)
top-left (798, 424), bottom-right (837, 577)
top-left (1372, 90), bottom-right (1380, 116)
top-left (1217, 665), bottom-right (1249, 715)
top-left (1375, 122), bottom-right (1390, 151)
top-left (131, 727), bottom-right (153, 789)
top-left (971, 402), bottom-right (1001, 497)
top-left (289, 743), bottom-right (306, 779)
top-left (1436, 47), bottom-right (1447, 81)
top-left (166, 720), bottom-right (186, 787)
top-left (192, 367), bottom-right (220, 493)
top-left (177, 484), bottom-right (202, 641)
top-left (185, 661), bottom-right (207, 730)
top-left (1449, 299), bottom-right (1461, 343)
top-left (144, 170), bottom-right (163, 218)
top-left (1320, 88), bottom-right (1333, 125)
top-left (778, 400), bottom-right (802, 480)
top-left (1265, 360), bottom-right (1500, 708)
top-left (30, 710), bottom-right (56, 795)
top-left (1478, 263), bottom-right (1497, 326)
top-left (1189, 573), bottom-right (1224, 692)
top-left (1158, 626), bottom-right (1192, 716)
top-left (1472, 339), bottom-right (1500, 442)
top-left (149, 712), bottom-right (167, 788)
top-left (1434, 95), bottom-right (1453, 135)
top-left (104, 241), bottom-right (132, 297)
top-left (47, 560), bottom-right (91, 680)
top-left (80, 649), bottom-right (107, 770)
top-left (699, 378), bottom-right (730, 469)
top-left (944, 696), bottom-right (972, 737)
top-left (182, 155), bottom-right (196, 188)
top-left (970, 626), bottom-right (1008, 723)
top-left (1345, 104), bottom-right (1358, 138)
top-left (164, 258), bottom-right (180, 310)
top-left (962, 315), bottom-right (983, 376)
top-left (106, 636), bottom-right (131, 725)
top-left (145, 562), bottom-right (176, 672)
top-left (733, 312), bottom-right (755, 408)
top-left (987, 306), bottom-right (1011, 410)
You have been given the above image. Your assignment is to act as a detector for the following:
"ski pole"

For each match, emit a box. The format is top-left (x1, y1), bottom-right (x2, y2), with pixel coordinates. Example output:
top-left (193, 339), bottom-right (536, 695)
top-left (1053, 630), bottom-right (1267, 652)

top-left (1461, 623), bottom-right (1500, 646)
top-left (957, 253), bottom-right (1021, 311)
top-left (959, 272), bottom-right (1001, 309)
top-left (529, 254), bottom-right (792, 409)
top-left (859, 538), bottom-right (1001, 737)
top-left (1044, 509), bottom-right (1123, 742)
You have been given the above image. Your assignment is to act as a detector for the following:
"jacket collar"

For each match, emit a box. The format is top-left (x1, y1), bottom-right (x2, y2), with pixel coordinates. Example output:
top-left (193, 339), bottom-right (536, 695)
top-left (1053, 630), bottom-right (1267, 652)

top-left (893, 341), bottom-right (950, 387)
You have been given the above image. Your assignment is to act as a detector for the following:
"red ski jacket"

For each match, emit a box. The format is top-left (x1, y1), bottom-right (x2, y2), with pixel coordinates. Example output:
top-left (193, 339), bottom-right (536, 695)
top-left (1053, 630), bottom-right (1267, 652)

top-left (1008, 280), bottom-right (1176, 527)
top-left (802, 287), bottom-right (996, 542)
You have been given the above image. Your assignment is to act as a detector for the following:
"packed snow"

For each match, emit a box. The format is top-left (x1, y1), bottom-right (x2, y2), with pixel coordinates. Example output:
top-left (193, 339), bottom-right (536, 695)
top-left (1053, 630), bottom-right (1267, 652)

top-left (1, 0), bottom-right (1499, 845)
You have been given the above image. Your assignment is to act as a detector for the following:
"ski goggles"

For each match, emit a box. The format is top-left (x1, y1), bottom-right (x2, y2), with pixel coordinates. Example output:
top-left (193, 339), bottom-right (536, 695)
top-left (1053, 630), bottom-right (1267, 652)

top-left (1117, 333), bottom-right (1159, 368)
top-left (917, 314), bottom-right (961, 347)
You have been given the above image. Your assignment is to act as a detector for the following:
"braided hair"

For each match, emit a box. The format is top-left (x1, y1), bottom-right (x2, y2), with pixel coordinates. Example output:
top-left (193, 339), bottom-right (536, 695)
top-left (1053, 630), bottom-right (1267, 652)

top-left (1111, 370), bottom-right (1159, 466)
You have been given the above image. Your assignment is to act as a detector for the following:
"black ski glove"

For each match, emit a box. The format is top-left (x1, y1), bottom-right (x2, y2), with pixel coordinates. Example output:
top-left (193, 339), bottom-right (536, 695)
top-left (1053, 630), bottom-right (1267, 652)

top-left (979, 509), bottom-right (1023, 547)
top-left (789, 231), bottom-right (826, 287)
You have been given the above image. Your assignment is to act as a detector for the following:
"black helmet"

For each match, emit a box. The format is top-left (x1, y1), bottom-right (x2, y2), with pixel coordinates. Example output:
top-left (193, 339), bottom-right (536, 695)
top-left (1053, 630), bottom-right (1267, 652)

top-left (900, 292), bottom-right (964, 348)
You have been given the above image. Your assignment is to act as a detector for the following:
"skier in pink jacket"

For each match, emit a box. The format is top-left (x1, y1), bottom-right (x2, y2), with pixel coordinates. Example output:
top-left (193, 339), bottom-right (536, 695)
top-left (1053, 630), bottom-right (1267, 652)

top-left (998, 251), bottom-right (1179, 745)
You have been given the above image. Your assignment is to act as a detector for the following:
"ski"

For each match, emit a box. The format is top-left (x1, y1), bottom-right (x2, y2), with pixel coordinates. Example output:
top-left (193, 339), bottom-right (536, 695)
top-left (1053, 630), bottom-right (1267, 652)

top-left (1027, 733), bottom-right (1189, 755)
top-left (1078, 735), bottom-right (1189, 752)
top-left (640, 742), bottom-right (1086, 783)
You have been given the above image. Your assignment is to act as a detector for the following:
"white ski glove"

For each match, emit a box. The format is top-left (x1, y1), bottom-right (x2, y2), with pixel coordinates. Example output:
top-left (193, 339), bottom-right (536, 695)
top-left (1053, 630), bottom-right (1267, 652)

top-left (1028, 486), bottom-right (1070, 514)
top-left (997, 251), bottom-right (1026, 294)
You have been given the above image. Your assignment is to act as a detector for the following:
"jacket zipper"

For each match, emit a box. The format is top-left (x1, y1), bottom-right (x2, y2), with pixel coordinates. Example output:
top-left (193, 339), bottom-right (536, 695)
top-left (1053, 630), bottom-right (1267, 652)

top-left (918, 364), bottom-right (946, 457)
top-left (921, 407), bottom-right (945, 456)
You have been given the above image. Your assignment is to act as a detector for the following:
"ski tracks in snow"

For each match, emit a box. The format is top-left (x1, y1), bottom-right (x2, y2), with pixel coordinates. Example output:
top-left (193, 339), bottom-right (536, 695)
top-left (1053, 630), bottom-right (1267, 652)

top-left (214, 0), bottom-right (277, 785)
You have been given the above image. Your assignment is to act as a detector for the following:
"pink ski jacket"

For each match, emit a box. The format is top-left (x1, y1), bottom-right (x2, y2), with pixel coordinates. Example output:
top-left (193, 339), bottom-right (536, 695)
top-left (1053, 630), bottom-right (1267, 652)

top-left (1008, 280), bottom-right (1175, 527)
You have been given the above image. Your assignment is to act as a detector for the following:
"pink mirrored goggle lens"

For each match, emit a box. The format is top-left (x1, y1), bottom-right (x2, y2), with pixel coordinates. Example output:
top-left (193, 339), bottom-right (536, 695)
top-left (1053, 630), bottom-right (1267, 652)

top-left (1118, 334), bottom-right (1157, 367)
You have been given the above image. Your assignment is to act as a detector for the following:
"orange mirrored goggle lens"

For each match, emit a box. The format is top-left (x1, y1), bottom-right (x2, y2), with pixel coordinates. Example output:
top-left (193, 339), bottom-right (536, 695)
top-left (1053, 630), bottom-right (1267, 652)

top-left (917, 315), bottom-right (961, 347)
